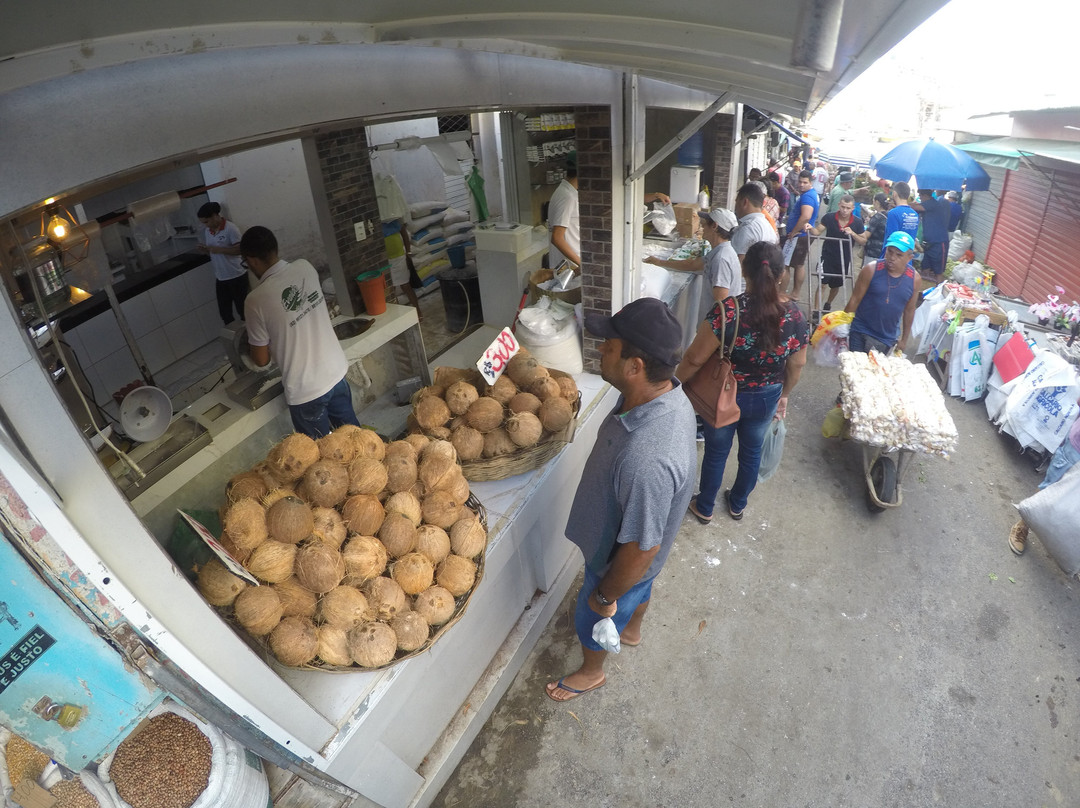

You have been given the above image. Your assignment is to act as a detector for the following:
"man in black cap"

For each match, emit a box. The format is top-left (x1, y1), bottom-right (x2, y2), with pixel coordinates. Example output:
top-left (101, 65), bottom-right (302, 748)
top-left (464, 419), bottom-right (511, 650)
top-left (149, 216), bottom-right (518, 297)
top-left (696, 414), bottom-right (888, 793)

top-left (545, 297), bottom-right (697, 702)
top-left (827, 171), bottom-right (855, 214)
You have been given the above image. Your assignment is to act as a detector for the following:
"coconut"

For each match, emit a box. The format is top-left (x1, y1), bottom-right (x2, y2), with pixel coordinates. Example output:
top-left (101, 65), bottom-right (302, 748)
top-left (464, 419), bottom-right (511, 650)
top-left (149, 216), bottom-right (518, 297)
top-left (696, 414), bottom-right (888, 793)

top-left (422, 490), bottom-right (462, 529)
top-left (384, 491), bottom-right (422, 527)
top-left (342, 535), bottom-right (389, 582)
top-left (465, 397), bottom-right (504, 433)
top-left (315, 625), bottom-right (353, 667)
top-left (252, 459), bottom-right (286, 491)
top-left (404, 433), bottom-right (431, 457)
top-left (317, 430), bottom-right (357, 464)
top-left (529, 375), bottom-right (561, 401)
top-left (391, 552), bottom-right (435, 595)
top-left (506, 353), bottom-right (547, 387)
top-left (421, 438), bottom-right (457, 464)
top-left (311, 507), bottom-right (347, 548)
top-left (505, 412), bottom-right (543, 448)
top-left (391, 611), bottom-right (430, 652)
top-left (445, 380), bottom-right (480, 416)
top-left (317, 586), bottom-right (370, 629)
top-left (347, 622), bottom-right (398, 668)
top-left (433, 366), bottom-right (481, 389)
top-left (446, 471), bottom-right (471, 507)
top-left (428, 425), bottom-right (452, 441)
top-left (414, 586), bottom-right (457, 626)
top-left (363, 577), bottom-right (408, 622)
top-left (408, 479), bottom-right (428, 501)
top-left (487, 374), bottom-right (518, 405)
top-left (223, 499), bottom-right (268, 550)
top-left (384, 452), bottom-right (418, 494)
top-left (437, 555), bottom-right (477, 597)
top-left (298, 460), bottom-right (350, 508)
top-left (197, 558), bottom-right (248, 606)
top-left (245, 540), bottom-right (298, 583)
top-left (219, 531), bottom-right (253, 565)
top-left (346, 427), bottom-right (386, 461)
top-left (450, 425), bottom-right (485, 461)
top-left (405, 414), bottom-right (423, 435)
top-left (226, 471), bottom-right (269, 503)
top-left (555, 373), bottom-right (579, 402)
top-left (261, 487), bottom-right (295, 509)
top-left (413, 384), bottom-right (446, 404)
top-left (269, 616), bottom-right (319, 667)
top-left (482, 428), bottom-right (517, 459)
top-left (449, 515), bottom-right (487, 559)
top-left (341, 494), bottom-right (385, 535)
top-left (414, 396), bottom-right (451, 432)
top-left (272, 577), bottom-right (318, 619)
top-left (415, 524), bottom-right (452, 565)
top-left (539, 396), bottom-right (574, 432)
top-left (294, 542), bottom-right (346, 594)
top-left (508, 392), bottom-right (542, 415)
top-left (268, 433), bottom-right (320, 481)
top-left (385, 439), bottom-right (418, 460)
top-left (233, 586), bottom-right (283, 636)
top-left (347, 457), bottom-right (389, 496)
top-left (265, 495), bottom-right (314, 545)
top-left (418, 454), bottom-right (458, 493)
top-left (378, 513), bottom-right (418, 558)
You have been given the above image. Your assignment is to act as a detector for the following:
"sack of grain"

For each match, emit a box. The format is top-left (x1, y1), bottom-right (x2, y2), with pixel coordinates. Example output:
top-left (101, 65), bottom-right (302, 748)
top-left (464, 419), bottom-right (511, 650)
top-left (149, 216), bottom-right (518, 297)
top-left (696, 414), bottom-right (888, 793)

top-left (98, 701), bottom-right (268, 808)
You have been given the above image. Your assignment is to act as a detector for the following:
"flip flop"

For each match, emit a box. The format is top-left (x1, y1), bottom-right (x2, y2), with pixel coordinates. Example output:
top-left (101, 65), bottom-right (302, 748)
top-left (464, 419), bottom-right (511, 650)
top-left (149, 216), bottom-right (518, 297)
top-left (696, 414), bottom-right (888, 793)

top-left (545, 676), bottom-right (606, 703)
top-left (724, 490), bottom-right (744, 521)
top-left (688, 498), bottom-right (712, 524)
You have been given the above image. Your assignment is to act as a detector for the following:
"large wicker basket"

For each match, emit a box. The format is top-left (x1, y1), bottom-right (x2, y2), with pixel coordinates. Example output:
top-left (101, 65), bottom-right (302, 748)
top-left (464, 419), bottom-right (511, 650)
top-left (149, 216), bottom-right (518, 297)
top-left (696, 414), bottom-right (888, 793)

top-left (218, 494), bottom-right (488, 672)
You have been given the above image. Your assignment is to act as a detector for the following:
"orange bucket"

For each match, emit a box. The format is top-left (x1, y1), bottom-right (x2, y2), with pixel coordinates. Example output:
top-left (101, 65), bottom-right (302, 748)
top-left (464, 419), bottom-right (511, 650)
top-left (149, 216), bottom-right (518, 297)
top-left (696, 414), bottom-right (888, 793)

top-left (356, 269), bottom-right (387, 315)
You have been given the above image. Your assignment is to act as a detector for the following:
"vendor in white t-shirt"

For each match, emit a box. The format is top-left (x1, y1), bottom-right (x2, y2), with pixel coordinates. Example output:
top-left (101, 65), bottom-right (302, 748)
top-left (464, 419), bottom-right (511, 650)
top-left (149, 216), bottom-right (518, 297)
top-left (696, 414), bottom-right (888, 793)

top-left (241, 226), bottom-right (361, 439)
top-left (548, 154), bottom-right (581, 268)
top-left (197, 202), bottom-right (249, 325)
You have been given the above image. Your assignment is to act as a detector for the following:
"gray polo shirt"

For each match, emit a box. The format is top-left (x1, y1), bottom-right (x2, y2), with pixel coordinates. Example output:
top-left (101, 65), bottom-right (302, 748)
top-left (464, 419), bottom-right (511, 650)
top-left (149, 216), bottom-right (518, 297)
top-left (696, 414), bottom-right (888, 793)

top-left (565, 380), bottom-right (697, 581)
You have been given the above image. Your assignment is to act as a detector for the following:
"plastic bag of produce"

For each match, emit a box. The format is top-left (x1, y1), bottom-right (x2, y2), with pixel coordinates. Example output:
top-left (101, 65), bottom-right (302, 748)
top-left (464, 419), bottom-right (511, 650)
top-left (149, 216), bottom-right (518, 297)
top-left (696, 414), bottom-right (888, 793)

top-left (1018, 462), bottom-right (1080, 577)
top-left (813, 326), bottom-right (849, 367)
top-left (948, 231), bottom-right (973, 261)
top-left (810, 310), bottom-right (855, 345)
top-left (758, 417), bottom-right (787, 481)
top-left (821, 406), bottom-right (846, 438)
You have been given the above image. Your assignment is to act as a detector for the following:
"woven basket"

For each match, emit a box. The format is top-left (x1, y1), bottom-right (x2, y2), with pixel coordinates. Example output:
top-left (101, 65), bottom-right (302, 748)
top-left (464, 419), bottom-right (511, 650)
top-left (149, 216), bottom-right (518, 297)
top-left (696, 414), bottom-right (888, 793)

top-left (459, 369), bottom-right (581, 481)
top-left (218, 494), bottom-right (488, 672)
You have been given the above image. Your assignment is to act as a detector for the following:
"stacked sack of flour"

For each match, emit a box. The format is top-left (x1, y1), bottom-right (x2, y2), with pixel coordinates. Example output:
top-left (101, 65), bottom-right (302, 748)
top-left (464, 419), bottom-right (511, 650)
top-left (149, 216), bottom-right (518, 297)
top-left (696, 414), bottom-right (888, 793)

top-left (839, 351), bottom-right (958, 457)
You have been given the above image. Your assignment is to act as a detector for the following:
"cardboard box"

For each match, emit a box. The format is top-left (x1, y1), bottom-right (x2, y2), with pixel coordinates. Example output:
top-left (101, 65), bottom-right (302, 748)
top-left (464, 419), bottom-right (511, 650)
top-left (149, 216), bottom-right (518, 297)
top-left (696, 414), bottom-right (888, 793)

top-left (12, 781), bottom-right (56, 808)
top-left (672, 203), bottom-right (703, 239)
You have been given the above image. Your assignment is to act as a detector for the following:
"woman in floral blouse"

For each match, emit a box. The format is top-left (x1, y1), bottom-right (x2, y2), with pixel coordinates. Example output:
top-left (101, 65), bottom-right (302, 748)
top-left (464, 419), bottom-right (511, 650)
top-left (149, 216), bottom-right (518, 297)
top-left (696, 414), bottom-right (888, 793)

top-left (677, 241), bottom-right (810, 522)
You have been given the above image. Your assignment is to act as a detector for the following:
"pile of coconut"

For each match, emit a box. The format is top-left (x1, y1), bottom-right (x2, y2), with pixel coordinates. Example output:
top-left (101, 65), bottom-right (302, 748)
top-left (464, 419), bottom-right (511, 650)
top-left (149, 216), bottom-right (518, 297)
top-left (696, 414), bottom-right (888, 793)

top-left (409, 348), bottom-right (579, 475)
top-left (196, 426), bottom-right (486, 669)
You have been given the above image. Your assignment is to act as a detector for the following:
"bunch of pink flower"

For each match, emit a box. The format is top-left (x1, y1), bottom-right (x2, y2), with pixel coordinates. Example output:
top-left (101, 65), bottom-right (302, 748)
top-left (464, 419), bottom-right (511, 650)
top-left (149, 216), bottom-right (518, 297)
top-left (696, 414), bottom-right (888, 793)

top-left (1028, 286), bottom-right (1079, 325)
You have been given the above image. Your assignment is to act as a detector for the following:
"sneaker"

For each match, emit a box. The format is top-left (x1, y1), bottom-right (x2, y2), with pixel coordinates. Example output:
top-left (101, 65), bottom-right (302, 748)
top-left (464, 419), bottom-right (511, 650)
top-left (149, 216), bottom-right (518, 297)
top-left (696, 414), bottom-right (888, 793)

top-left (696, 431), bottom-right (705, 443)
top-left (822, 301), bottom-right (832, 312)
top-left (1008, 520), bottom-right (1028, 555)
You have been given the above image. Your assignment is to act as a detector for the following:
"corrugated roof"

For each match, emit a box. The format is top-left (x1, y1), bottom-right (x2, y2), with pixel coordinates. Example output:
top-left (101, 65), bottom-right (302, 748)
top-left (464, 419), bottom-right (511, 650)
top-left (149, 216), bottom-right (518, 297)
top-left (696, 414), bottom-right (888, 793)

top-left (957, 137), bottom-right (1080, 170)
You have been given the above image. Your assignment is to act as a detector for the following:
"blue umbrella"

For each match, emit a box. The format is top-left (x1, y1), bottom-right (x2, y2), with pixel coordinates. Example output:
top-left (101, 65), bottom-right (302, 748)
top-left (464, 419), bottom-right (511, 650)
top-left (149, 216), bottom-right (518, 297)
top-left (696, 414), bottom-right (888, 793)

top-left (872, 138), bottom-right (991, 192)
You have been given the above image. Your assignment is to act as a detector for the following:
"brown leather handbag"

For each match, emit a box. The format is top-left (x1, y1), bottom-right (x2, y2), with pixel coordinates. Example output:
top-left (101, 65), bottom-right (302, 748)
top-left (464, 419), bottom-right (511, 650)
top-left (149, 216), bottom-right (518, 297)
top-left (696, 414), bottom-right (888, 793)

top-left (683, 297), bottom-right (741, 428)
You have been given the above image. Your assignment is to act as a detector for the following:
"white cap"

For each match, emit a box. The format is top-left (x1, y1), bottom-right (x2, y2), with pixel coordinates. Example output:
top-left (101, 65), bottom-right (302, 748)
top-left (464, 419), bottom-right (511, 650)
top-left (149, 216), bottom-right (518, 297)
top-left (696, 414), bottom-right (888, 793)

top-left (698, 207), bottom-right (738, 231)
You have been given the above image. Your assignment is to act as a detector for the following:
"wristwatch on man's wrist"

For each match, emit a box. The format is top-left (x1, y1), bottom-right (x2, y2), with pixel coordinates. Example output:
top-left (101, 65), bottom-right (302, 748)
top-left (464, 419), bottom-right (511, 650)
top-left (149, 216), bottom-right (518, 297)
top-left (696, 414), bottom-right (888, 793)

top-left (594, 587), bottom-right (615, 606)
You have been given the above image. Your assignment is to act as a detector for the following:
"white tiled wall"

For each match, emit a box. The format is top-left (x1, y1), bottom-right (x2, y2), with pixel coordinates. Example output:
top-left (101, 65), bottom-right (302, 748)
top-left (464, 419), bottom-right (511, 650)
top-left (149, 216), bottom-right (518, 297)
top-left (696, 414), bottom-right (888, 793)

top-left (66, 266), bottom-right (225, 408)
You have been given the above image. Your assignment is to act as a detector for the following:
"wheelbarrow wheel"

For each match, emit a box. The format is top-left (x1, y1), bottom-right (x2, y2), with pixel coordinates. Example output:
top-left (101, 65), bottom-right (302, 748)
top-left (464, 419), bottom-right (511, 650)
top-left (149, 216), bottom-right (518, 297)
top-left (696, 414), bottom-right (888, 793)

top-left (866, 455), bottom-right (897, 512)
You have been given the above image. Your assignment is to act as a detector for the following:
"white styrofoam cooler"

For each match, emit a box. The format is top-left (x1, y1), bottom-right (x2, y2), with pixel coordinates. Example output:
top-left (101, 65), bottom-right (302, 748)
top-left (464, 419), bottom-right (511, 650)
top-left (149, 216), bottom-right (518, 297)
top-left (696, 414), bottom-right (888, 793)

top-left (670, 166), bottom-right (702, 204)
top-left (474, 223), bottom-right (533, 252)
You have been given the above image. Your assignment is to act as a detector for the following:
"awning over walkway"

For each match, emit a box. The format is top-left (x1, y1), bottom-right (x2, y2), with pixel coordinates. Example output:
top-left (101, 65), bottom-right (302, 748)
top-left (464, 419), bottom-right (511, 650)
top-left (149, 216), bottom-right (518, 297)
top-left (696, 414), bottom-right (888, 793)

top-left (957, 137), bottom-right (1080, 170)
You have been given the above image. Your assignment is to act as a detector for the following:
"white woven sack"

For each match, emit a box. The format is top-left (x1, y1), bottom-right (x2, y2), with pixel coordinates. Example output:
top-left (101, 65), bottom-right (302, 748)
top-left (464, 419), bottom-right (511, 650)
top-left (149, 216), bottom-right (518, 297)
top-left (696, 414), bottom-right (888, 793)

top-left (217, 735), bottom-right (270, 808)
top-left (1018, 462), bottom-right (1080, 577)
top-left (0, 726), bottom-right (13, 806)
top-left (99, 702), bottom-right (228, 808)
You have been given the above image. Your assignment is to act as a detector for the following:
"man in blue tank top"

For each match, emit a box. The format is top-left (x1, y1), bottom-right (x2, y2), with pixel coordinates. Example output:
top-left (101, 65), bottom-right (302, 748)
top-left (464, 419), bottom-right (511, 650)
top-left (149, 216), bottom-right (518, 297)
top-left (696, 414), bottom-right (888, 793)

top-left (845, 231), bottom-right (919, 354)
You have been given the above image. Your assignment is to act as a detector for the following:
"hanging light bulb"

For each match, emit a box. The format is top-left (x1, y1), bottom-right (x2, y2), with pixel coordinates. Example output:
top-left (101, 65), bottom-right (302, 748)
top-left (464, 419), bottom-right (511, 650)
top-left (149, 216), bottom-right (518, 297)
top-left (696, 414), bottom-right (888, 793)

top-left (47, 211), bottom-right (70, 241)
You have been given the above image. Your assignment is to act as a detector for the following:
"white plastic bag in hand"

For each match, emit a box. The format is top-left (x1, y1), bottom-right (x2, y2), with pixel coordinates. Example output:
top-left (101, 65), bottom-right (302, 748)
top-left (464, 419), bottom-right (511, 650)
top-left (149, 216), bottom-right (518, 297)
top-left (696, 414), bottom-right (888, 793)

top-left (592, 617), bottom-right (621, 653)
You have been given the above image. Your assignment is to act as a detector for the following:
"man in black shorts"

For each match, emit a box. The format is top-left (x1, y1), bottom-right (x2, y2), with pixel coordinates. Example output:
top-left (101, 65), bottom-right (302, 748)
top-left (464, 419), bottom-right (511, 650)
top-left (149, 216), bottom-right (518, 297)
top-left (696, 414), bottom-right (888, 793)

top-left (783, 169), bottom-right (820, 301)
top-left (807, 194), bottom-right (867, 312)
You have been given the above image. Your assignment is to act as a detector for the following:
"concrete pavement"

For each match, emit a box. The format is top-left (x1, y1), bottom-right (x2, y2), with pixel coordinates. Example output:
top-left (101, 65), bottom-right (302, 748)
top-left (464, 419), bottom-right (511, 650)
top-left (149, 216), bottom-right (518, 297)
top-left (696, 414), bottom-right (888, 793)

top-left (435, 353), bottom-right (1080, 807)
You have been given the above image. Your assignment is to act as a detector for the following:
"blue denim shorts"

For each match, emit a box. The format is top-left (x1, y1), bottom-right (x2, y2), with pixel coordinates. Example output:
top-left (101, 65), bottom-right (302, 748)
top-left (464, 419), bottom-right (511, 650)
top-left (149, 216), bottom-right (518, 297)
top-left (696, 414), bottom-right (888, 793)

top-left (575, 564), bottom-right (656, 651)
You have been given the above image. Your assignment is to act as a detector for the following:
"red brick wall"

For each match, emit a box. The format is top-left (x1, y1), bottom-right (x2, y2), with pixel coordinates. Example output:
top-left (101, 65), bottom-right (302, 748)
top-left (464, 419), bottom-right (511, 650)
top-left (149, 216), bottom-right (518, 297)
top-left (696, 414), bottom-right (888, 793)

top-left (575, 106), bottom-right (613, 374)
top-left (312, 126), bottom-right (388, 313)
top-left (711, 113), bottom-right (736, 208)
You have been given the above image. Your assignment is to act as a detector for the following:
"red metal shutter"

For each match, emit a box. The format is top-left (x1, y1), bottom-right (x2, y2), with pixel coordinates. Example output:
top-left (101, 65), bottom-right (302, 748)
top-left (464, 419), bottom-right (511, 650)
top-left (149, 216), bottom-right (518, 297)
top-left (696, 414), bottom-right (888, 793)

top-left (986, 167), bottom-right (1048, 298)
top-left (1022, 167), bottom-right (1080, 304)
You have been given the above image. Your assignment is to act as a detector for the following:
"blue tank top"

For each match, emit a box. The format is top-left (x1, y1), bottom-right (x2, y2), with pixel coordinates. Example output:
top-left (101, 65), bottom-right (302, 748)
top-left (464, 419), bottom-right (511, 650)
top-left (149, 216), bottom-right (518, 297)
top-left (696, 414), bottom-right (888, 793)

top-left (851, 261), bottom-right (916, 344)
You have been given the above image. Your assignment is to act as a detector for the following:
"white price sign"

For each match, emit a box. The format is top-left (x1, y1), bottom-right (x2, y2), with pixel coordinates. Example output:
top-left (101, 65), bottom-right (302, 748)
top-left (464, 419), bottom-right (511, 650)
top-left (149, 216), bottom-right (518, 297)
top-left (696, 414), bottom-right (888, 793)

top-left (178, 509), bottom-right (260, 585)
top-left (476, 327), bottom-right (521, 386)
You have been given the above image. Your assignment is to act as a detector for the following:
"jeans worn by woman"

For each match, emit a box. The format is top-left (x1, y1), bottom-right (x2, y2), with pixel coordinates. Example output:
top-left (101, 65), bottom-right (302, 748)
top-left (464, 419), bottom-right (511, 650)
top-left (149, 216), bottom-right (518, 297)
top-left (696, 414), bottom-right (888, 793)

top-left (696, 382), bottom-right (783, 516)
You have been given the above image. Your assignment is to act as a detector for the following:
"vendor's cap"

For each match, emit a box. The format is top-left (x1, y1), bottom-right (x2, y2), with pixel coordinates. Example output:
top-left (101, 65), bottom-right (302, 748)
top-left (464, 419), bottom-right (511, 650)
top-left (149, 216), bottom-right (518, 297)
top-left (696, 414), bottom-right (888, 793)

top-left (884, 231), bottom-right (916, 253)
top-left (584, 298), bottom-right (682, 367)
top-left (838, 171), bottom-right (854, 183)
top-left (698, 207), bottom-right (738, 231)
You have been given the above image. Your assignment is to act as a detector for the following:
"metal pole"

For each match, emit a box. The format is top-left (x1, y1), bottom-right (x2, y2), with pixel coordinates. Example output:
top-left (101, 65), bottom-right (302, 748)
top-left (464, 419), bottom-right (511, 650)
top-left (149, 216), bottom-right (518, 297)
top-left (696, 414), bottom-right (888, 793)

top-left (625, 94), bottom-right (730, 185)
